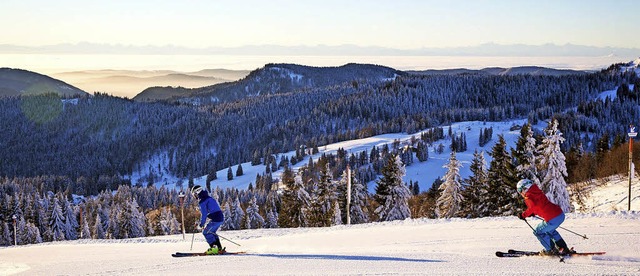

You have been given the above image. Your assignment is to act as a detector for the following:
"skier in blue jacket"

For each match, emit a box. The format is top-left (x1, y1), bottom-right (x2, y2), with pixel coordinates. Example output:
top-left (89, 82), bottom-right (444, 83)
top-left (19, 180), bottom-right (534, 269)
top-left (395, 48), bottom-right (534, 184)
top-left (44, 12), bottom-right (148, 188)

top-left (191, 185), bottom-right (225, 255)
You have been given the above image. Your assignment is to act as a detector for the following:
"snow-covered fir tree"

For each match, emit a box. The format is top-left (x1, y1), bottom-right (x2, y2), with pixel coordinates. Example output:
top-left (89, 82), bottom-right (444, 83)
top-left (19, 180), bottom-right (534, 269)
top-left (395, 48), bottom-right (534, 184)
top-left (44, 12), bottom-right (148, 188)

top-left (264, 193), bottom-right (279, 228)
top-left (80, 217), bottom-right (91, 239)
top-left (118, 198), bottom-right (146, 239)
top-left (265, 209), bottom-right (279, 229)
top-left (311, 163), bottom-right (337, 227)
top-left (332, 201), bottom-right (342, 225)
top-left (92, 213), bottom-right (105, 239)
top-left (514, 123), bottom-right (540, 184)
top-left (159, 207), bottom-right (180, 235)
top-left (63, 200), bottom-right (78, 240)
top-left (374, 154), bottom-right (412, 221)
top-left (49, 197), bottom-right (66, 241)
top-left (537, 119), bottom-right (571, 212)
top-left (460, 150), bottom-right (489, 218)
top-left (37, 195), bottom-right (52, 241)
top-left (436, 152), bottom-right (464, 218)
top-left (228, 197), bottom-right (245, 230)
top-left (245, 196), bottom-right (265, 229)
top-left (19, 218), bottom-right (42, 244)
top-left (278, 166), bottom-right (311, 228)
top-left (221, 202), bottom-right (233, 230)
top-left (482, 135), bottom-right (519, 216)
top-left (1, 222), bottom-right (9, 246)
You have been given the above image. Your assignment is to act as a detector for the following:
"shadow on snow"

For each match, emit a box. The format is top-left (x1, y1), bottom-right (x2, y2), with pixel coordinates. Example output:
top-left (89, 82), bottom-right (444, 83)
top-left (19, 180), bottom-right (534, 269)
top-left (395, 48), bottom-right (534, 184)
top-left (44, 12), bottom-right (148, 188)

top-left (250, 253), bottom-right (442, 263)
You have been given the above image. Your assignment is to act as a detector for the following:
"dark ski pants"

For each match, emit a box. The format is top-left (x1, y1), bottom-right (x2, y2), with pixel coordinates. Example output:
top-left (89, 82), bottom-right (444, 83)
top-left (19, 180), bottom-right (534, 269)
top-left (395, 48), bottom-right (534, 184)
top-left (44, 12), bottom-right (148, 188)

top-left (203, 220), bottom-right (223, 246)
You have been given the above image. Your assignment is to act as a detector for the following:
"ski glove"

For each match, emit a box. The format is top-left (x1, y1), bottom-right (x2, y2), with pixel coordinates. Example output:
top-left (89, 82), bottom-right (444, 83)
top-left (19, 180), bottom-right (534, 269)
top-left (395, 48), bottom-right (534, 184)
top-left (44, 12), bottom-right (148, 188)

top-left (517, 213), bottom-right (526, 220)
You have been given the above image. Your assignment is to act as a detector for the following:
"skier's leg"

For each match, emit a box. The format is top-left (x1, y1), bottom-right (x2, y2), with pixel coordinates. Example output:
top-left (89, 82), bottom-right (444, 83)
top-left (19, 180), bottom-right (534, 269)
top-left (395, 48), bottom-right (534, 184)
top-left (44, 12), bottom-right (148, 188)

top-left (534, 221), bottom-right (553, 250)
top-left (203, 220), bottom-right (224, 249)
top-left (534, 213), bottom-right (565, 251)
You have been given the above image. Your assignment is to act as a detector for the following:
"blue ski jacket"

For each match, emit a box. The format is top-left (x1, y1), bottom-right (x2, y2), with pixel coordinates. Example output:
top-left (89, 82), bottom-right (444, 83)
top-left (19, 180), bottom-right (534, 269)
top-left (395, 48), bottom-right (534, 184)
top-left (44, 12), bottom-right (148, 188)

top-left (197, 190), bottom-right (224, 227)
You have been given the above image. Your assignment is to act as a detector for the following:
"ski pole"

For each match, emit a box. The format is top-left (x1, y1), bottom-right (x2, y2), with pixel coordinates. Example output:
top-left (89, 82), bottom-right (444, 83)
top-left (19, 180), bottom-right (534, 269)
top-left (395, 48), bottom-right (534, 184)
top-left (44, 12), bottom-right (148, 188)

top-left (523, 218), bottom-right (565, 263)
top-left (533, 216), bottom-right (588, 239)
top-left (217, 234), bottom-right (241, 247)
top-left (190, 231), bottom-right (196, 251)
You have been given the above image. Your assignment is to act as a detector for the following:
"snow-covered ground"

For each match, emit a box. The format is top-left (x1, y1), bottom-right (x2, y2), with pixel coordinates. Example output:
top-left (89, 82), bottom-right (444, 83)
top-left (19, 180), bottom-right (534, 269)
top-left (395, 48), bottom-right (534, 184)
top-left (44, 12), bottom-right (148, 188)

top-left (2, 173), bottom-right (640, 275)
top-left (1, 211), bottom-right (639, 275)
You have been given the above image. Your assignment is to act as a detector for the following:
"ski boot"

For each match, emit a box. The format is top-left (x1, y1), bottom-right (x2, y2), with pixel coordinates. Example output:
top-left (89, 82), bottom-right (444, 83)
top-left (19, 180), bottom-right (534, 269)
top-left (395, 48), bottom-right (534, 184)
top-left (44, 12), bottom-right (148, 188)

top-left (539, 248), bottom-right (559, 256)
top-left (205, 246), bottom-right (220, 255)
top-left (555, 239), bottom-right (575, 255)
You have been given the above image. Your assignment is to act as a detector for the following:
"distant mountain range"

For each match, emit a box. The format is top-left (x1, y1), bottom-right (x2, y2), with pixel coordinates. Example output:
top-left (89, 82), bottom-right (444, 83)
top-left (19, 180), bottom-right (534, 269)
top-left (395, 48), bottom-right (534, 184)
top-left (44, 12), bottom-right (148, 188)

top-left (407, 66), bottom-right (587, 76)
top-left (0, 63), bottom-right (599, 101)
top-left (2, 42), bottom-right (639, 58)
top-left (51, 69), bottom-right (249, 98)
top-left (0, 68), bottom-right (88, 97)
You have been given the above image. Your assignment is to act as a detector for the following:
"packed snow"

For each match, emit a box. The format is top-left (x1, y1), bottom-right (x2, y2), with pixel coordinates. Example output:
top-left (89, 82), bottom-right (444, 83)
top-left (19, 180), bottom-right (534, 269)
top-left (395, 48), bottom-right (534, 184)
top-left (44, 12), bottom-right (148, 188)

top-left (1, 211), bottom-right (638, 275)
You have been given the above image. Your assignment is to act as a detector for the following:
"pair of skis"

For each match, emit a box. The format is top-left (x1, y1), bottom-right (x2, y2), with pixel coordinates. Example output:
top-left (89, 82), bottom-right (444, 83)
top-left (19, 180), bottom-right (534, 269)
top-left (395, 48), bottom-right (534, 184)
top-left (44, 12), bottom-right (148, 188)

top-left (172, 251), bottom-right (246, 257)
top-left (496, 249), bottom-right (605, 258)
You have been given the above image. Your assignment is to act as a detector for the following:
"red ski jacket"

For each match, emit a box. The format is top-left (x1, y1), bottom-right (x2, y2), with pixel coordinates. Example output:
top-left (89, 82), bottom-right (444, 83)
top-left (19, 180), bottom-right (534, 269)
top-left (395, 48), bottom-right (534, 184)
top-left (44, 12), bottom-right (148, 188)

top-left (521, 184), bottom-right (562, 222)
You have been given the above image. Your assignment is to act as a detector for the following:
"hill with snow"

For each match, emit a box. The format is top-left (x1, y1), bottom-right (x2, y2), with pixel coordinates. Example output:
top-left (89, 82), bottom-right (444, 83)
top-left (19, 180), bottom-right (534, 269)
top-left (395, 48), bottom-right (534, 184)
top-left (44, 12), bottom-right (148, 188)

top-left (142, 119), bottom-right (527, 194)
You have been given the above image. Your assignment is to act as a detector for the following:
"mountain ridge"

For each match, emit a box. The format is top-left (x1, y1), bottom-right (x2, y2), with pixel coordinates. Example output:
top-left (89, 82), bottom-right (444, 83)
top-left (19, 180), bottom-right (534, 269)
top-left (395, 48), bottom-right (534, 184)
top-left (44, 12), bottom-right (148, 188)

top-left (0, 67), bottom-right (88, 97)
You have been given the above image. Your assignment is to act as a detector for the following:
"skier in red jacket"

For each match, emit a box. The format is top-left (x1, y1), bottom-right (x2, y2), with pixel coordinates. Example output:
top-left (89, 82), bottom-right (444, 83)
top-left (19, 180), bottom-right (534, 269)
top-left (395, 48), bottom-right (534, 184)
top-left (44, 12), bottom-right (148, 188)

top-left (517, 179), bottom-right (573, 255)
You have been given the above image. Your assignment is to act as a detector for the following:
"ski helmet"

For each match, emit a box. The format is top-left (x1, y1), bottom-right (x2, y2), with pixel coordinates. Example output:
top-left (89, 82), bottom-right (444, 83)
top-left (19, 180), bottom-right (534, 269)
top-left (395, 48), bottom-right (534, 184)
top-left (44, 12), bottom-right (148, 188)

top-left (516, 179), bottom-right (533, 193)
top-left (190, 185), bottom-right (203, 197)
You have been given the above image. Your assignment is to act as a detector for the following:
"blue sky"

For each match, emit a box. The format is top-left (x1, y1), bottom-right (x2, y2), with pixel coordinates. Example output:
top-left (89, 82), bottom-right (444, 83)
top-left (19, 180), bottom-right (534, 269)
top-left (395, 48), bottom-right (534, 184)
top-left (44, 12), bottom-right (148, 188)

top-left (1, 0), bottom-right (638, 49)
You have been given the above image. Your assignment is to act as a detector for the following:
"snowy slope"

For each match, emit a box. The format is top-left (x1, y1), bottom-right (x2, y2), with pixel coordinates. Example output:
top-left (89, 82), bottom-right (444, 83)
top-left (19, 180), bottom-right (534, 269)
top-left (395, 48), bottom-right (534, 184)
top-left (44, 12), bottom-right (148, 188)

top-left (2, 170), bottom-right (640, 275)
top-left (156, 119), bottom-right (529, 194)
top-left (1, 212), bottom-right (639, 275)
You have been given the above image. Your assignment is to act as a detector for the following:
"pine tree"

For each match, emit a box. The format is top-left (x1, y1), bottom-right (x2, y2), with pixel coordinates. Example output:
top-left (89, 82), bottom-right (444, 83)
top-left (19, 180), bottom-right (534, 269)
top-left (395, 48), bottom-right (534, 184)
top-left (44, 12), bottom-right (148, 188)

top-left (2, 222), bottom-right (11, 246)
top-left (460, 150), bottom-right (489, 218)
top-left (514, 123), bottom-right (540, 183)
top-left (415, 141), bottom-right (429, 162)
top-left (537, 119), bottom-right (571, 212)
top-left (80, 217), bottom-right (91, 239)
top-left (245, 196), bottom-right (265, 229)
top-left (374, 154), bottom-right (411, 221)
top-left (117, 198), bottom-right (146, 239)
top-left (49, 197), bottom-right (66, 241)
top-left (482, 135), bottom-right (519, 216)
top-left (221, 202), bottom-right (233, 230)
top-left (93, 213), bottom-right (105, 239)
top-left (436, 152), bottom-right (464, 218)
top-left (278, 166), bottom-right (311, 228)
top-left (228, 197), bottom-right (245, 230)
top-left (236, 163), bottom-right (244, 177)
top-left (332, 201), bottom-right (342, 225)
top-left (265, 209), bottom-right (279, 229)
top-left (311, 163), bottom-right (336, 227)
top-left (159, 207), bottom-right (180, 235)
top-left (227, 166), bottom-right (233, 181)
top-left (63, 200), bottom-right (78, 240)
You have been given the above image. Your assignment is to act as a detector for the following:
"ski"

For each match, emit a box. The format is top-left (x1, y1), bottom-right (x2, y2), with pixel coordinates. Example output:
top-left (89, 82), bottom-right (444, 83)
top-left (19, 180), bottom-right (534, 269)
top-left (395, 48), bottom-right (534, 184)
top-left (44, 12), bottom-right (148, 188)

top-left (172, 251), bottom-right (246, 257)
top-left (496, 249), bottom-right (605, 258)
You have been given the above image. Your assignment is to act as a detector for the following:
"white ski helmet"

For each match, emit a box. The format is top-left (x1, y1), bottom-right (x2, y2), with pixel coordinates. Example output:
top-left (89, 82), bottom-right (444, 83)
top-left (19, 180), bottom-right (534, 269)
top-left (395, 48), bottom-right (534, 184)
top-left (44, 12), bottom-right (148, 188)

top-left (190, 185), bottom-right (203, 197)
top-left (516, 179), bottom-right (533, 193)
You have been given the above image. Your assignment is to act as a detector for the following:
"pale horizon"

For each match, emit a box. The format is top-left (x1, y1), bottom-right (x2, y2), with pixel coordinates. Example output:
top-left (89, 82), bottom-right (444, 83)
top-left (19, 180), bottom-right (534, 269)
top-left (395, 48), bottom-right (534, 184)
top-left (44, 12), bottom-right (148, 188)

top-left (2, 0), bottom-right (638, 49)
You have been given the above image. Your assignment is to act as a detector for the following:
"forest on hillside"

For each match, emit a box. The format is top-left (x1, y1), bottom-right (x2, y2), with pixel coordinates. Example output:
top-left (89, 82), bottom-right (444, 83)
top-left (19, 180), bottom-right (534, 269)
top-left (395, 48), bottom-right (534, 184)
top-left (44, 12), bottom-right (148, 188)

top-left (1, 67), bottom-right (635, 186)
